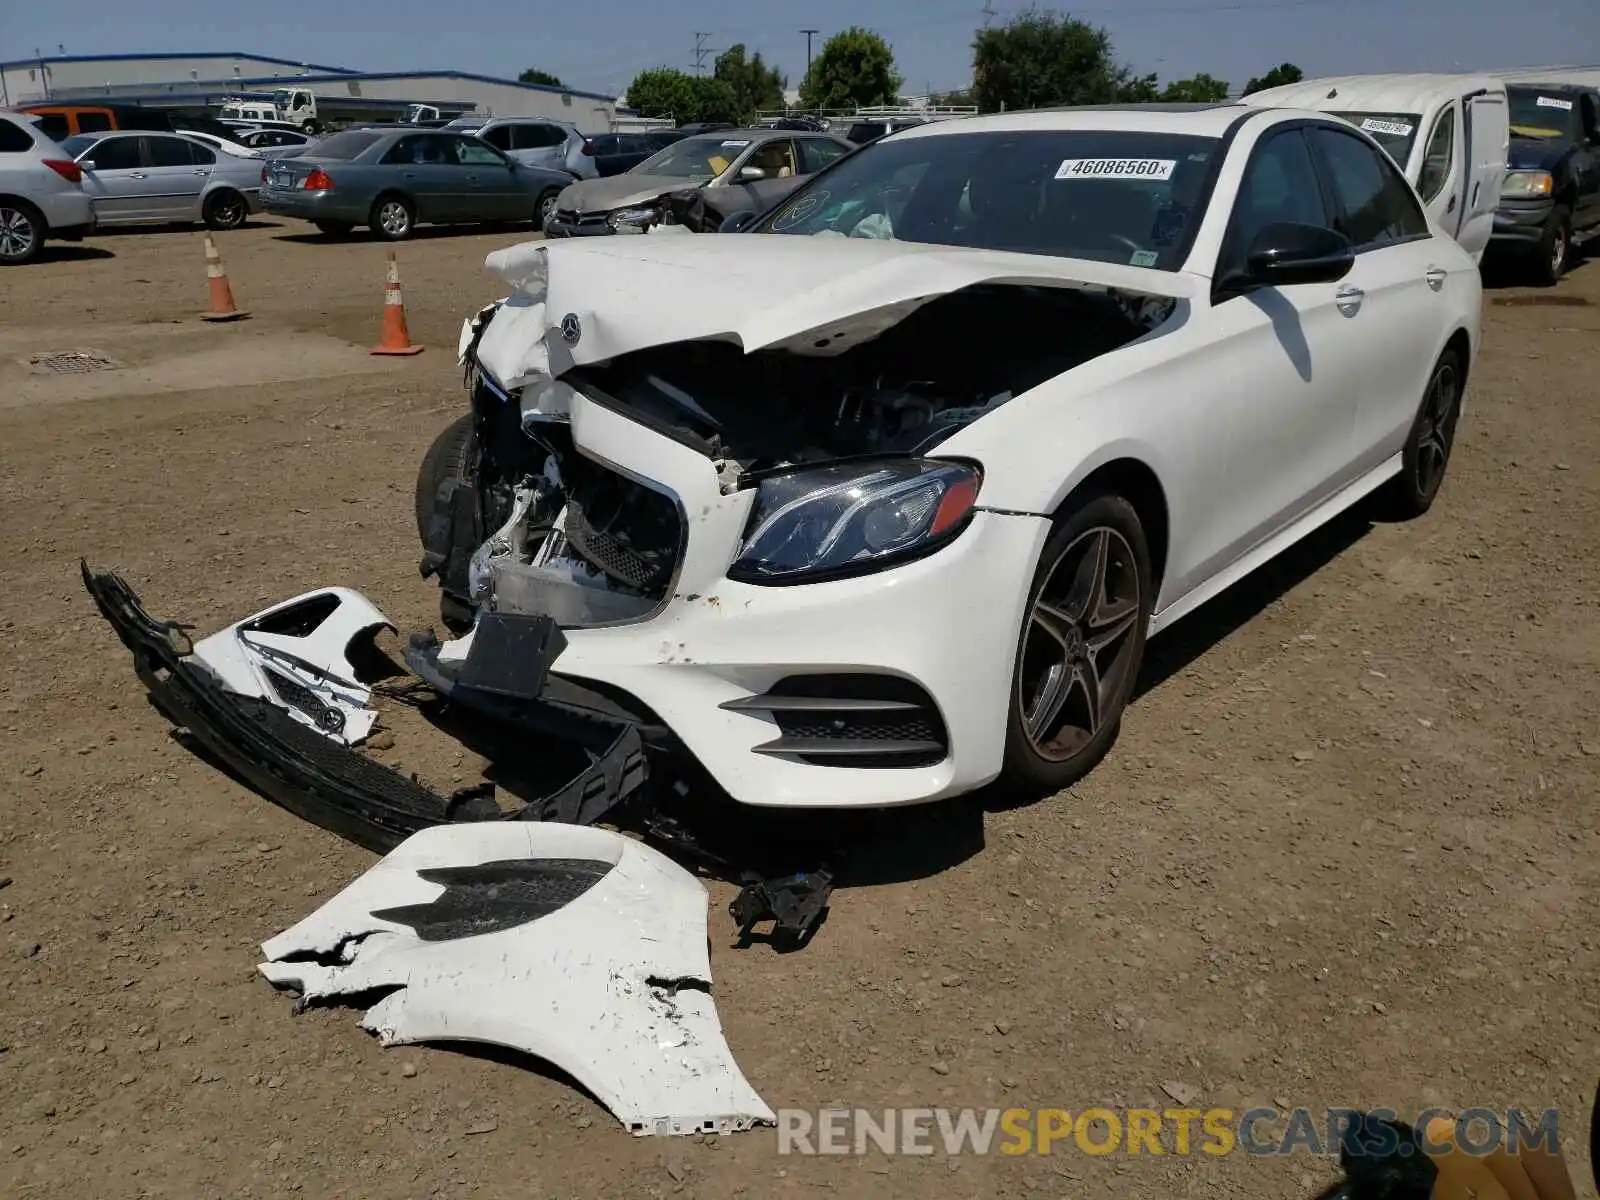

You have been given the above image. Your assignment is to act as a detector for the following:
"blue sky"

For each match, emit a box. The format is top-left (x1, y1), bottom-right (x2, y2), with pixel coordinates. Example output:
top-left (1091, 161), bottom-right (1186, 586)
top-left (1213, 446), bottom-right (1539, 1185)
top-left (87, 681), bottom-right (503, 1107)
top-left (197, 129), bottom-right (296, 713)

top-left (6, 0), bottom-right (1598, 99)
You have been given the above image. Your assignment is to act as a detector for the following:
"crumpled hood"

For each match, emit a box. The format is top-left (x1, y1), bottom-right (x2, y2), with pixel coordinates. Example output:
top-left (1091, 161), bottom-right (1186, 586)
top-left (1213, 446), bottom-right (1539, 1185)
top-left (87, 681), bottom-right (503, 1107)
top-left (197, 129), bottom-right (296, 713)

top-left (471, 234), bottom-right (1195, 389)
top-left (557, 173), bottom-right (706, 214)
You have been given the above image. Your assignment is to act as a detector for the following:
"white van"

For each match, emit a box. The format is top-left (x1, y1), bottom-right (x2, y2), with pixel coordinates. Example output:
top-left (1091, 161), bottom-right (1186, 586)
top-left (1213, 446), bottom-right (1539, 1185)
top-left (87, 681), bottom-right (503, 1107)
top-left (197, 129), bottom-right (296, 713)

top-left (1242, 73), bottom-right (1510, 261)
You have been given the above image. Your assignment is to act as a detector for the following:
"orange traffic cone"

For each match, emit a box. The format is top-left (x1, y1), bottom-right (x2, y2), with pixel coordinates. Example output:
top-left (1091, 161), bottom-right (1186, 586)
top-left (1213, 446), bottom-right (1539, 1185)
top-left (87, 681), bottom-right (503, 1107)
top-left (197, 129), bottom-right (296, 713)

top-left (200, 234), bottom-right (249, 322)
top-left (371, 250), bottom-right (423, 356)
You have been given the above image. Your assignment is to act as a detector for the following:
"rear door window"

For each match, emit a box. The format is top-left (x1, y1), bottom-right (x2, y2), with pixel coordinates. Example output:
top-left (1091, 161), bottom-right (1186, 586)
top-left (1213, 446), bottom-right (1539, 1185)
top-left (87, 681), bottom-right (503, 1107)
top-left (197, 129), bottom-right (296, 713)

top-left (512, 123), bottom-right (566, 150)
top-left (148, 136), bottom-right (199, 168)
top-left (479, 125), bottom-right (512, 150)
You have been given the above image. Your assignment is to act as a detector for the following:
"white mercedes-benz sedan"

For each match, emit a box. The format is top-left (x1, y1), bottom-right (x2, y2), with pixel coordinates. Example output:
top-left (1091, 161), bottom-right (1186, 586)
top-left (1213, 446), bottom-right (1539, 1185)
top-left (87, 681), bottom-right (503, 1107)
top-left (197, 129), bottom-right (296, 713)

top-left (401, 102), bottom-right (1481, 810)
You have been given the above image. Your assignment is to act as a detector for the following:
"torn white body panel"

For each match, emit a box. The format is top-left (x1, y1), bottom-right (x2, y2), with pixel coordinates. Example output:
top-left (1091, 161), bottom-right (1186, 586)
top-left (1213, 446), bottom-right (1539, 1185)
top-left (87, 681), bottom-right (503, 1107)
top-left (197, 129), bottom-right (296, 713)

top-left (259, 823), bottom-right (775, 1136)
top-left (189, 588), bottom-right (393, 744)
top-left (472, 234), bottom-right (1196, 386)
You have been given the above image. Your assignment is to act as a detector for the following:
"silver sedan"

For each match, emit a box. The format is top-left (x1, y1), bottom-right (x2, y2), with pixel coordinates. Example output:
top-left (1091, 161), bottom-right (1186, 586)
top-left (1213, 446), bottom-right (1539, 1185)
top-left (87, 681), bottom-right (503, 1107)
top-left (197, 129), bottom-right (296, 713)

top-left (60, 130), bottom-right (264, 231)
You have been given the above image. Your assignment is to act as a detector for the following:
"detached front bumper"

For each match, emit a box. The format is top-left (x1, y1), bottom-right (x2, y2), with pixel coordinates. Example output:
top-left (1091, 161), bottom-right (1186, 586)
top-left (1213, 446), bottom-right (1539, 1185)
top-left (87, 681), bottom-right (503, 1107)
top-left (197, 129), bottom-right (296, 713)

top-left (1489, 197), bottom-right (1556, 248)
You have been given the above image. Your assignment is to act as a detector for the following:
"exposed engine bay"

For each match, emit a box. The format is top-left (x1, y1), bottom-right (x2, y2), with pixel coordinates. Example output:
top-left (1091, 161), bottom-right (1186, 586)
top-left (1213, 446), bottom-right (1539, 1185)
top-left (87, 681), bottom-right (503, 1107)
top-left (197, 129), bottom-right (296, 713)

top-left (427, 281), bottom-right (1168, 624)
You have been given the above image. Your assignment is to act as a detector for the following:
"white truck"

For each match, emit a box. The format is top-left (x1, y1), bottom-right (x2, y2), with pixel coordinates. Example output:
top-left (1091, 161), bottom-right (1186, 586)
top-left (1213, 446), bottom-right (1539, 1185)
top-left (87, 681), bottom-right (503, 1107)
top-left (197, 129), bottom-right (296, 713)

top-left (220, 89), bottom-right (467, 134)
top-left (1242, 73), bottom-right (1510, 262)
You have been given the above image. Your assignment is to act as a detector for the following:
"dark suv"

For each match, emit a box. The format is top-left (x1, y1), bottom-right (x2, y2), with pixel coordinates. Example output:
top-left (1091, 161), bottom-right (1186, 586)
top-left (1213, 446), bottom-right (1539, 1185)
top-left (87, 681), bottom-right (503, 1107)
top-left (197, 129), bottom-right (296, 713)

top-left (1490, 83), bottom-right (1600, 284)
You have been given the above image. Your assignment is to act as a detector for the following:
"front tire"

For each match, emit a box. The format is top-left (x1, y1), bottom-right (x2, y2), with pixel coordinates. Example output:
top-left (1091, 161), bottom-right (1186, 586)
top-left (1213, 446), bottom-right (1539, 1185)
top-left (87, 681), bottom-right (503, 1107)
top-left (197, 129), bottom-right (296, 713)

top-left (370, 193), bottom-right (415, 241)
top-left (534, 187), bottom-right (561, 229)
top-left (998, 492), bottom-right (1152, 797)
top-left (1380, 347), bottom-right (1463, 519)
top-left (202, 189), bottom-right (248, 231)
top-left (0, 200), bottom-right (45, 265)
top-left (1531, 204), bottom-right (1571, 287)
top-left (415, 414), bottom-right (476, 543)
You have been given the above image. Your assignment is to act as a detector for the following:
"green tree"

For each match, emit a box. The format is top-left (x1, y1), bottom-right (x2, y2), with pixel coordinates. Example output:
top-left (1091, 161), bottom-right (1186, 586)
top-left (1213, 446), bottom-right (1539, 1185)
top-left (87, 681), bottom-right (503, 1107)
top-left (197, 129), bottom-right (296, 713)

top-left (1118, 72), bottom-right (1160, 103)
top-left (1242, 62), bottom-right (1304, 95)
top-left (624, 68), bottom-right (739, 124)
top-left (1159, 72), bottom-right (1230, 102)
top-left (714, 44), bottom-right (786, 122)
top-left (971, 8), bottom-right (1138, 113)
top-left (518, 68), bottom-right (563, 87)
top-left (799, 27), bottom-right (903, 110)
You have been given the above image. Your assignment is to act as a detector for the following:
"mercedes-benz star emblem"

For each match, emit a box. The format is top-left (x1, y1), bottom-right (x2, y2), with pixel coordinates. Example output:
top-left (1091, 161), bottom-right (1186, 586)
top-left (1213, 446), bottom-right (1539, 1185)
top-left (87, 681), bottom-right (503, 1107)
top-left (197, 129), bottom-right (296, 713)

top-left (560, 313), bottom-right (582, 345)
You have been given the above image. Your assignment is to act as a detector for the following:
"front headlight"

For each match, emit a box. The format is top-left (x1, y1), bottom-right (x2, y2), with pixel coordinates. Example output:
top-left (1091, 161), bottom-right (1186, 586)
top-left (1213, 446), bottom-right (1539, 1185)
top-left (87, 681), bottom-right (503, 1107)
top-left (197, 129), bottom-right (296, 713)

top-left (1502, 170), bottom-right (1554, 199)
top-left (727, 459), bottom-right (982, 585)
top-left (608, 205), bottom-right (659, 232)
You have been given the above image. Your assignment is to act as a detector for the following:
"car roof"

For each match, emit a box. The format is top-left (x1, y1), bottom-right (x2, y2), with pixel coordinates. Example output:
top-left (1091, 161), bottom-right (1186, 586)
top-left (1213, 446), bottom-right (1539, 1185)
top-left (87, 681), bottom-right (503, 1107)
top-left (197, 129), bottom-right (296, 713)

top-left (891, 104), bottom-right (1254, 141)
top-left (1243, 73), bottom-right (1505, 114)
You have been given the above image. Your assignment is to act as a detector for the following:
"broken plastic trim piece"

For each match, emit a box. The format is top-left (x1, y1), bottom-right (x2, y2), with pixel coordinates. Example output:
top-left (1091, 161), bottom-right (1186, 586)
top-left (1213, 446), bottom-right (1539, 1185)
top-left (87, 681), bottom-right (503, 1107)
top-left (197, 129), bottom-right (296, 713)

top-left (259, 823), bottom-right (776, 1136)
top-left (80, 563), bottom-right (649, 853)
top-left (729, 868), bottom-right (835, 949)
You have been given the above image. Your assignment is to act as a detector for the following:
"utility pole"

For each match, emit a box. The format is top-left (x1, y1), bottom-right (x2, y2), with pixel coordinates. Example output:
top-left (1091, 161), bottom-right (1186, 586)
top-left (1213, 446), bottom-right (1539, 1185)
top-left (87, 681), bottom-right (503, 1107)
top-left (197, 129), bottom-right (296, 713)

top-left (692, 32), bottom-right (713, 76)
top-left (801, 28), bottom-right (819, 77)
top-left (981, 2), bottom-right (997, 28)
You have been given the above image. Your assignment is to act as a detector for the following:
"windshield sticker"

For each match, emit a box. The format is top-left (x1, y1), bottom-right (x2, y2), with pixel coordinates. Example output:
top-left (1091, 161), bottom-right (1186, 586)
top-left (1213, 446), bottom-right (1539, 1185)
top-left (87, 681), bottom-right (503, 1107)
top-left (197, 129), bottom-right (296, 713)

top-left (707, 155), bottom-right (730, 175)
top-left (1536, 96), bottom-right (1574, 111)
top-left (1054, 157), bottom-right (1176, 181)
top-left (1129, 249), bottom-right (1160, 268)
top-left (720, 139), bottom-right (751, 147)
top-left (1359, 118), bottom-right (1414, 137)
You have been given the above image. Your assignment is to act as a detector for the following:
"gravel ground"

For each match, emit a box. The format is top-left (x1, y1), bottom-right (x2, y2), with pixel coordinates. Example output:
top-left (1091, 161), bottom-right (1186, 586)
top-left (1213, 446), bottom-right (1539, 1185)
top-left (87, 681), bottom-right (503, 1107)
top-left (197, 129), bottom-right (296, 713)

top-left (0, 220), bottom-right (1595, 1199)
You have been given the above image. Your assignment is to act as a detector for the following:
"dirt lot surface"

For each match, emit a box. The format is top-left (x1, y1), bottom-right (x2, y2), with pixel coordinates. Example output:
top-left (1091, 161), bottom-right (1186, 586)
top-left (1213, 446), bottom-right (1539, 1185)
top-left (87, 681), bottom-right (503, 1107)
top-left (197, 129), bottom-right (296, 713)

top-left (0, 221), bottom-right (1595, 1199)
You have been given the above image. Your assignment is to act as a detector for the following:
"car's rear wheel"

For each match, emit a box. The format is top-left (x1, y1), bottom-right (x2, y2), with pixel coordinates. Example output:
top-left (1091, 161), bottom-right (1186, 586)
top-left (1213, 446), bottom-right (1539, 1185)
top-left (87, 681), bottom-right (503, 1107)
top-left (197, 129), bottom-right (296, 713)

top-left (202, 189), bottom-right (248, 230)
top-left (534, 187), bottom-right (560, 229)
top-left (998, 492), bottom-right (1152, 797)
top-left (312, 220), bottom-right (354, 238)
top-left (0, 200), bottom-right (44, 265)
top-left (1380, 347), bottom-right (1463, 519)
top-left (370, 193), bottom-right (414, 240)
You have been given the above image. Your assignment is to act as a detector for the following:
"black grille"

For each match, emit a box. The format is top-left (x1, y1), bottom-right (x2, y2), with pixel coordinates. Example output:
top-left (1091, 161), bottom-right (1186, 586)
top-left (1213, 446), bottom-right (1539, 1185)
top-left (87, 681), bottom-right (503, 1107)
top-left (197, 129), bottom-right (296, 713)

top-left (722, 674), bottom-right (949, 769)
top-left (562, 467), bottom-right (681, 598)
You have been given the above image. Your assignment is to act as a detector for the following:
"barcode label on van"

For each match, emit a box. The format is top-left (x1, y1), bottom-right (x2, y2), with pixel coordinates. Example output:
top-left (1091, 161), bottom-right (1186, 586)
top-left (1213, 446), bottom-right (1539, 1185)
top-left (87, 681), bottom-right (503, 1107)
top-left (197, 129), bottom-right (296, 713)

top-left (1055, 158), bottom-right (1176, 181)
top-left (1360, 118), bottom-right (1415, 137)
top-left (1536, 96), bottom-right (1573, 110)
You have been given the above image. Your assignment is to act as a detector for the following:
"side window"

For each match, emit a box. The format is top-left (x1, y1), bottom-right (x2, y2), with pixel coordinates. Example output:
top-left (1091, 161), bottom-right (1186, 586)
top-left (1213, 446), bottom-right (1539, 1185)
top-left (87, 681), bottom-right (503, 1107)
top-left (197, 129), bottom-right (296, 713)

top-left (452, 137), bottom-right (507, 166)
top-left (1416, 107), bottom-right (1455, 203)
top-left (798, 137), bottom-right (848, 174)
top-left (86, 136), bottom-right (143, 171)
top-left (1220, 128), bottom-right (1330, 278)
top-left (76, 112), bottom-right (113, 133)
top-left (590, 134), bottom-right (619, 154)
top-left (513, 123), bottom-right (565, 150)
top-left (749, 139), bottom-right (797, 177)
top-left (188, 142), bottom-right (217, 165)
top-left (1309, 126), bottom-right (1429, 249)
top-left (479, 125), bottom-right (512, 150)
top-left (382, 135), bottom-right (421, 164)
top-left (0, 120), bottom-right (34, 153)
top-left (147, 136), bottom-right (197, 168)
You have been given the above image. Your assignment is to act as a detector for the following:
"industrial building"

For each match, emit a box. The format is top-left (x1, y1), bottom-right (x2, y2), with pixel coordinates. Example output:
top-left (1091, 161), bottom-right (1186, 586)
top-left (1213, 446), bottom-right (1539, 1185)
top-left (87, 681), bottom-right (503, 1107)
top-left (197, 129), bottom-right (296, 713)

top-left (0, 51), bottom-right (619, 128)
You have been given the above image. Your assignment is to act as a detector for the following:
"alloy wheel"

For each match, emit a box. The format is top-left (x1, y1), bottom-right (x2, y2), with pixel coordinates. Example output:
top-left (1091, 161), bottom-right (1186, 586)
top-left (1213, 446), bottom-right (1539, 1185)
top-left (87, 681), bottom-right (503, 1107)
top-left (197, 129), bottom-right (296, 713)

top-left (379, 201), bottom-right (410, 237)
top-left (212, 195), bottom-right (245, 229)
top-left (538, 192), bottom-right (558, 225)
top-left (0, 207), bottom-right (37, 261)
top-left (1413, 361), bottom-right (1459, 497)
top-left (1551, 228), bottom-right (1568, 279)
top-left (1017, 526), bottom-right (1142, 762)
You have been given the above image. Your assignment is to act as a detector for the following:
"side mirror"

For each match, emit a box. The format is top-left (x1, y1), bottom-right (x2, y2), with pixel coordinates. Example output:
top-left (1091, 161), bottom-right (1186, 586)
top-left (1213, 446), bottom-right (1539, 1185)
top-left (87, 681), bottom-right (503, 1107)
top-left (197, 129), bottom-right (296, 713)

top-left (719, 210), bottom-right (758, 233)
top-left (1244, 222), bottom-right (1355, 287)
top-left (739, 165), bottom-right (767, 181)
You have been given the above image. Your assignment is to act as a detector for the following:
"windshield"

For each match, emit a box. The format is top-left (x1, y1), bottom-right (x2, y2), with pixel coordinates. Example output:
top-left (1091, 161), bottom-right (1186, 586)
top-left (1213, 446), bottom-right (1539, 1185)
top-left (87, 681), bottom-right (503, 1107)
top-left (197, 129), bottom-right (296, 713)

top-left (1330, 111), bottom-right (1421, 167)
top-left (305, 130), bottom-right (382, 160)
top-left (758, 129), bottom-right (1221, 270)
top-left (1506, 88), bottom-right (1578, 138)
top-left (61, 135), bottom-right (99, 158)
top-left (634, 134), bottom-right (751, 179)
top-left (270, 91), bottom-right (292, 110)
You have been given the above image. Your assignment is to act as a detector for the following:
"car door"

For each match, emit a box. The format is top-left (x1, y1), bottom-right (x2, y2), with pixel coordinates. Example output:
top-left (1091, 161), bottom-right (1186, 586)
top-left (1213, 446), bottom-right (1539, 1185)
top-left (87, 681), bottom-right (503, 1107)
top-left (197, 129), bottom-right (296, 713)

top-left (144, 134), bottom-right (210, 220)
top-left (732, 138), bottom-right (802, 210)
top-left (450, 135), bottom-right (522, 219)
top-left (1193, 125), bottom-right (1365, 574)
top-left (1413, 101), bottom-right (1463, 240)
top-left (1306, 123), bottom-right (1451, 474)
top-left (508, 122), bottom-right (568, 171)
top-left (1457, 91), bottom-right (1509, 259)
top-left (76, 134), bottom-right (156, 223)
top-left (380, 134), bottom-right (456, 222)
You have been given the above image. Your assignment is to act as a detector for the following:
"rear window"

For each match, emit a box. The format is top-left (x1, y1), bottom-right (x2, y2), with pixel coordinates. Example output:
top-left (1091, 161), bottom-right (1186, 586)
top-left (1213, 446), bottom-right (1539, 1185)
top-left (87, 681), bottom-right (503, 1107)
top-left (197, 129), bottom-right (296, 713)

top-left (0, 120), bottom-right (35, 153)
top-left (847, 122), bottom-right (887, 143)
top-left (306, 130), bottom-right (382, 160)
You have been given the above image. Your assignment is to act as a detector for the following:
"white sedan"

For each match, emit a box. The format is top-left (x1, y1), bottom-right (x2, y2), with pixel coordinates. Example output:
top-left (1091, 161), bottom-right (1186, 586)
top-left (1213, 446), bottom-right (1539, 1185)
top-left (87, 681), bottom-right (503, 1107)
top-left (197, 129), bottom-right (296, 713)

top-left (423, 104), bottom-right (1483, 808)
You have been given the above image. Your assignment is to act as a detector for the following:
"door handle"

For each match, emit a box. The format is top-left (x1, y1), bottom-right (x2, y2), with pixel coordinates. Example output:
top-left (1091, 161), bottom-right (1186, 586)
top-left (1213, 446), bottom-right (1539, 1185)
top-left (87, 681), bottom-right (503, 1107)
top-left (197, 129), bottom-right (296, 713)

top-left (1425, 266), bottom-right (1447, 291)
top-left (403, 172), bottom-right (418, 179)
top-left (1446, 194), bottom-right (1457, 214)
top-left (1334, 285), bottom-right (1365, 316)
top-left (130, 172), bottom-right (148, 179)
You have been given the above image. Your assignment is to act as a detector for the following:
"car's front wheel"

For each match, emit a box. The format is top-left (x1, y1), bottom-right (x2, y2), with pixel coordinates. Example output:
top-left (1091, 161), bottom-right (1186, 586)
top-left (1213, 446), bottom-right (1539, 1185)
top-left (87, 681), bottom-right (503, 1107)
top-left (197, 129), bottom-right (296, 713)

top-left (0, 200), bottom-right (44, 265)
top-left (534, 187), bottom-right (560, 229)
top-left (998, 491), bottom-right (1152, 797)
top-left (1531, 203), bottom-right (1572, 287)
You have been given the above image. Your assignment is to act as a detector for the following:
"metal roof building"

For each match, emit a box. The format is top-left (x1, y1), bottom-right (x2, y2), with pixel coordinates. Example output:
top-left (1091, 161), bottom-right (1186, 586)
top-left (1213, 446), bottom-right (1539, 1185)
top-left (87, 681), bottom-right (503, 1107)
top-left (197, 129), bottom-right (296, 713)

top-left (0, 51), bottom-right (619, 127)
